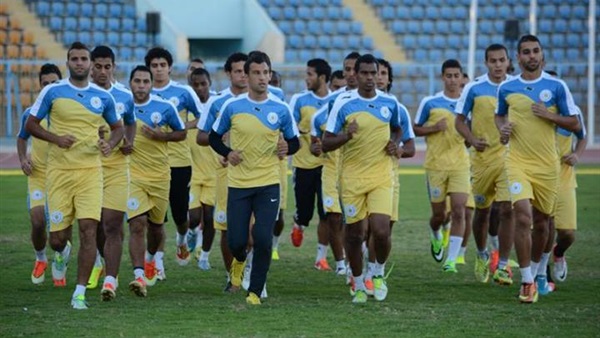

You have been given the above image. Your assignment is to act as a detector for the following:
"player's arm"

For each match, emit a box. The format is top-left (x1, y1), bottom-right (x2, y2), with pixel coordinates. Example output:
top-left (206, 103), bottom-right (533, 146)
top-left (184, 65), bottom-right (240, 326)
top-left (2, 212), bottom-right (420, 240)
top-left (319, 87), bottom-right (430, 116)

top-left (16, 137), bottom-right (32, 176)
top-left (196, 98), bottom-right (216, 146)
top-left (25, 115), bottom-right (76, 148)
top-left (563, 115), bottom-right (588, 166)
top-left (495, 86), bottom-right (512, 144)
top-left (105, 120), bottom-right (125, 150)
top-left (399, 138), bottom-right (415, 158)
top-left (280, 104), bottom-right (300, 157)
top-left (322, 100), bottom-right (356, 152)
top-left (531, 102), bottom-right (580, 132)
top-left (412, 98), bottom-right (445, 136)
top-left (455, 114), bottom-right (488, 151)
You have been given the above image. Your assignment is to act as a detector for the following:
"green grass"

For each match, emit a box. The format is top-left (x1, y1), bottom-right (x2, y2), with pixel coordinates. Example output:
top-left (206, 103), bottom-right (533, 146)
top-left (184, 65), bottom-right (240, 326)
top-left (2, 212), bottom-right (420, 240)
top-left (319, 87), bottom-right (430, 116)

top-left (1, 169), bottom-right (599, 337)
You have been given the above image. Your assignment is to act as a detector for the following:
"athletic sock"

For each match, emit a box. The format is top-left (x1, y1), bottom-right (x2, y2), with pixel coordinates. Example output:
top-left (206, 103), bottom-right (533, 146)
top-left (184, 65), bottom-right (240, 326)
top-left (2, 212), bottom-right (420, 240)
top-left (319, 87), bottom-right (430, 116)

top-left (199, 250), bottom-right (210, 261)
top-left (145, 251), bottom-right (155, 262)
top-left (35, 249), bottom-right (47, 262)
top-left (432, 228), bottom-right (442, 241)
top-left (176, 232), bottom-right (185, 246)
top-left (272, 235), bottom-right (280, 250)
top-left (133, 268), bottom-right (144, 279)
top-left (446, 236), bottom-right (463, 262)
top-left (520, 266), bottom-right (534, 284)
top-left (316, 243), bottom-right (328, 262)
top-left (458, 246), bottom-right (467, 257)
top-left (374, 262), bottom-right (385, 277)
top-left (498, 258), bottom-right (508, 269)
top-left (490, 235), bottom-right (499, 251)
top-left (104, 275), bottom-right (117, 286)
top-left (73, 284), bottom-right (86, 297)
top-left (530, 261), bottom-right (540, 278)
top-left (538, 253), bottom-right (550, 276)
top-left (94, 250), bottom-right (103, 267)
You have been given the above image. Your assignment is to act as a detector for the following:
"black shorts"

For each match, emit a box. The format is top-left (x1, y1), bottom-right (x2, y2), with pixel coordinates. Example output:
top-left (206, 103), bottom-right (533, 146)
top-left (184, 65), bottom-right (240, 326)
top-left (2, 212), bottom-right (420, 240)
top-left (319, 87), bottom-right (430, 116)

top-left (168, 166), bottom-right (191, 225)
top-left (293, 166), bottom-right (326, 226)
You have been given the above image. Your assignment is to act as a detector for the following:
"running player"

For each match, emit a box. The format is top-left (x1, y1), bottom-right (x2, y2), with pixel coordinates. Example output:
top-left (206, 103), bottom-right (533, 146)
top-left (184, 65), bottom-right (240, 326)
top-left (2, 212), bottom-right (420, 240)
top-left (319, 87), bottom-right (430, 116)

top-left (26, 42), bottom-right (124, 309)
top-left (17, 63), bottom-right (65, 286)
top-left (322, 54), bottom-right (403, 303)
top-left (455, 43), bottom-right (515, 284)
top-left (288, 58), bottom-right (332, 270)
top-left (196, 52), bottom-right (249, 289)
top-left (89, 46), bottom-right (136, 300)
top-left (270, 70), bottom-right (282, 88)
top-left (495, 34), bottom-right (580, 303)
top-left (144, 47), bottom-right (203, 274)
top-left (329, 70), bottom-right (346, 92)
top-left (413, 59), bottom-right (470, 273)
top-left (209, 51), bottom-right (299, 305)
top-left (126, 65), bottom-right (186, 297)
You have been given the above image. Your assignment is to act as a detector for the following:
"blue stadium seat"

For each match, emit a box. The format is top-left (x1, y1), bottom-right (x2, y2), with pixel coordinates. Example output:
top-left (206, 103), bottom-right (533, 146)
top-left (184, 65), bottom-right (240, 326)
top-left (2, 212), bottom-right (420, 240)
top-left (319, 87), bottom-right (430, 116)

top-left (347, 36), bottom-right (360, 49)
top-left (49, 17), bottom-right (62, 31)
top-left (327, 49), bottom-right (343, 62)
top-left (62, 31), bottom-right (76, 45)
top-left (66, 3), bottom-right (79, 16)
top-left (568, 20), bottom-right (584, 33)
top-left (481, 6), bottom-right (496, 19)
top-left (351, 22), bottom-right (362, 34)
top-left (451, 6), bottom-right (466, 20)
top-left (317, 0), bottom-right (332, 5)
top-left (107, 32), bottom-right (120, 46)
top-left (336, 21), bottom-right (350, 35)
top-left (428, 49), bottom-right (442, 62)
top-left (51, 2), bottom-right (64, 16)
top-left (93, 32), bottom-right (106, 46)
top-left (322, 21), bottom-right (334, 34)
top-left (274, 0), bottom-right (286, 6)
top-left (493, 20), bottom-right (504, 33)
top-left (475, 50), bottom-right (484, 61)
top-left (123, 18), bottom-right (135, 31)
top-left (400, 94), bottom-right (414, 107)
top-left (136, 18), bottom-right (147, 32)
top-left (410, 6), bottom-right (424, 19)
top-left (566, 34), bottom-right (580, 48)
top-left (433, 36), bottom-right (446, 49)
top-left (395, 6), bottom-right (409, 20)
top-left (398, 79), bottom-right (411, 93)
top-left (134, 33), bottom-right (147, 46)
top-left (299, 50), bottom-right (312, 62)
top-left (551, 34), bottom-right (566, 48)
top-left (421, 21), bottom-right (434, 34)
top-left (312, 7), bottom-right (325, 20)
top-left (314, 50), bottom-right (327, 60)
top-left (121, 32), bottom-right (133, 46)
top-left (279, 20), bottom-right (292, 34)
top-left (402, 35), bottom-right (416, 49)
top-left (283, 6), bottom-right (295, 20)
top-left (381, 6), bottom-right (394, 20)
top-left (479, 21), bottom-right (493, 34)
top-left (540, 5), bottom-right (555, 18)
top-left (459, 49), bottom-right (468, 61)
top-left (425, 7), bottom-right (439, 19)
top-left (415, 79), bottom-right (428, 93)
top-left (304, 35), bottom-right (317, 48)
top-left (79, 18), bottom-right (92, 31)
top-left (407, 20), bottom-right (420, 33)
top-left (514, 5), bottom-right (527, 19)
top-left (109, 4), bottom-right (122, 17)
top-left (288, 35), bottom-right (302, 49)
top-left (450, 21), bottom-right (463, 34)
top-left (498, 5), bottom-right (511, 17)
top-left (134, 47), bottom-right (147, 61)
top-left (268, 7), bottom-right (282, 20)
top-left (572, 64), bottom-right (586, 76)
top-left (297, 6), bottom-right (311, 19)
top-left (327, 7), bottom-right (340, 20)
top-left (80, 3), bottom-right (93, 17)
top-left (558, 4), bottom-right (571, 17)
top-left (434, 21), bottom-right (449, 33)
top-left (93, 18), bottom-right (106, 31)
top-left (307, 20), bottom-right (321, 35)
top-left (417, 35), bottom-right (432, 48)
top-left (447, 35), bottom-right (461, 48)
top-left (64, 17), bottom-right (77, 31)
top-left (362, 37), bottom-right (373, 50)
top-left (572, 5), bottom-right (586, 19)
top-left (371, 0), bottom-right (385, 6)
top-left (36, 1), bottom-right (50, 17)
top-left (96, 4), bottom-right (108, 17)
top-left (444, 49), bottom-right (459, 60)
top-left (284, 50), bottom-right (298, 62)
top-left (332, 35), bottom-right (345, 49)
top-left (550, 49), bottom-right (565, 62)
top-left (566, 49), bottom-right (580, 60)
top-left (293, 20), bottom-right (306, 34)
top-left (539, 20), bottom-right (552, 32)
top-left (391, 21), bottom-right (407, 34)
top-left (120, 47), bottom-right (132, 60)
top-left (342, 7), bottom-right (352, 19)
top-left (124, 5), bottom-right (136, 19)
top-left (476, 35), bottom-right (491, 48)
top-left (555, 19), bottom-right (567, 33)
top-left (108, 18), bottom-right (120, 31)
top-left (77, 32), bottom-right (92, 45)
top-left (302, 0), bottom-right (316, 6)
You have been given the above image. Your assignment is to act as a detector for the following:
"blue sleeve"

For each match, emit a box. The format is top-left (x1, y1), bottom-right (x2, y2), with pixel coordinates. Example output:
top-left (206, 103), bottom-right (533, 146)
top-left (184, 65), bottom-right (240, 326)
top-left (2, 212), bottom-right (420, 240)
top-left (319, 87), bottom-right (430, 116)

top-left (414, 99), bottom-right (431, 125)
top-left (212, 102), bottom-right (232, 135)
top-left (184, 89), bottom-right (202, 118)
top-left (310, 107), bottom-right (326, 138)
top-left (575, 114), bottom-right (586, 140)
top-left (398, 105), bottom-right (415, 142)
top-left (555, 82), bottom-right (578, 117)
top-left (390, 103), bottom-right (400, 128)
top-left (17, 109), bottom-right (31, 140)
top-left (166, 103), bottom-right (185, 131)
top-left (496, 86), bottom-right (508, 116)
top-left (102, 95), bottom-right (120, 125)
top-left (281, 105), bottom-right (299, 139)
top-left (29, 86), bottom-right (54, 120)
top-left (123, 99), bottom-right (136, 125)
top-left (325, 103), bottom-right (345, 134)
top-left (457, 87), bottom-right (475, 119)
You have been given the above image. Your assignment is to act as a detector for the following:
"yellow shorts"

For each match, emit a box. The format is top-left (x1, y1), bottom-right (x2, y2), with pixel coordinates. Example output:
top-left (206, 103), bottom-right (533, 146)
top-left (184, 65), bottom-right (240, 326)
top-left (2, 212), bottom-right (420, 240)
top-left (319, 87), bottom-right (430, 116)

top-left (426, 169), bottom-right (471, 203)
top-left (27, 167), bottom-right (46, 209)
top-left (321, 162), bottom-right (341, 214)
top-left (507, 164), bottom-right (558, 215)
top-left (102, 165), bottom-right (129, 212)
top-left (189, 183), bottom-right (216, 209)
top-left (213, 168), bottom-right (228, 231)
top-left (554, 187), bottom-right (577, 230)
top-left (127, 179), bottom-right (169, 224)
top-left (466, 192), bottom-right (475, 209)
top-left (47, 167), bottom-right (102, 232)
top-left (279, 159), bottom-right (288, 210)
top-left (391, 167), bottom-right (400, 222)
top-left (471, 162), bottom-right (510, 208)
top-left (340, 175), bottom-right (393, 224)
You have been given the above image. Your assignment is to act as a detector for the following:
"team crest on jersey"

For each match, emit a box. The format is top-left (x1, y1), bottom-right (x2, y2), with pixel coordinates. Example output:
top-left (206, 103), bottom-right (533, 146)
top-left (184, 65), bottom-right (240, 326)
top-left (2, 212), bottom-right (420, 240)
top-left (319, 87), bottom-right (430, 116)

top-left (344, 204), bottom-right (357, 217)
top-left (539, 89), bottom-right (552, 103)
top-left (31, 189), bottom-right (44, 201)
top-left (50, 211), bottom-right (63, 224)
top-left (90, 96), bottom-right (102, 109)
top-left (510, 182), bottom-right (522, 195)
top-left (127, 198), bottom-right (140, 211)
top-left (430, 187), bottom-right (442, 199)
top-left (267, 112), bottom-right (279, 125)
top-left (380, 106), bottom-right (390, 119)
top-left (215, 211), bottom-right (227, 223)
top-left (169, 96), bottom-right (180, 107)
top-left (150, 112), bottom-right (162, 124)
top-left (116, 102), bottom-right (125, 115)
top-left (474, 194), bottom-right (486, 206)
top-left (324, 196), bottom-right (334, 208)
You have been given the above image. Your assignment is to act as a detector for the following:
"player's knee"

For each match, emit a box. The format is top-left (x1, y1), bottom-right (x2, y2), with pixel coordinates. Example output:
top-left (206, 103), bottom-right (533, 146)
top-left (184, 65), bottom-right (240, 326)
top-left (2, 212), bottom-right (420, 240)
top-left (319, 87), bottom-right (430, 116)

top-left (128, 219), bottom-right (145, 237)
top-left (558, 229), bottom-right (575, 243)
top-left (49, 233), bottom-right (67, 252)
top-left (345, 225), bottom-right (365, 246)
top-left (370, 223), bottom-right (390, 241)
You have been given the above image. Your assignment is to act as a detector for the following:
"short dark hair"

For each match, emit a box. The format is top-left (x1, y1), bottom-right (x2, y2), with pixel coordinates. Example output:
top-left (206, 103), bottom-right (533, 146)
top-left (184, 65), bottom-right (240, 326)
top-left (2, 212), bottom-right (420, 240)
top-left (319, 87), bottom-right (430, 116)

top-left (307, 58), bottom-right (332, 83)
top-left (463, 72), bottom-right (469, 79)
top-left (517, 34), bottom-right (542, 53)
top-left (91, 45), bottom-right (115, 63)
top-left (484, 43), bottom-right (508, 61)
top-left (224, 52), bottom-right (248, 72)
top-left (129, 65), bottom-right (153, 82)
top-left (190, 58), bottom-right (204, 65)
top-left (545, 70), bottom-right (558, 77)
top-left (377, 58), bottom-right (393, 91)
top-left (354, 54), bottom-right (378, 73)
top-left (244, 51), bottom-right (271, 74)
top-left (144, 47), bottom-right (173, 67)
top-left (344, 51), bottom-right (361, 61)
top-left (191, 67), bottom-right (211, 84)
top-left (441, 59), bottom-right (462, 74)
top-left (331, 70), bottom-right (344, 80)
top-left (67, 41), bottom-right (90, 59)
top-left (39, 63), bottom-right (62, 83)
